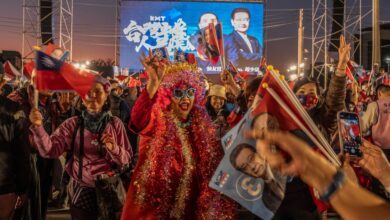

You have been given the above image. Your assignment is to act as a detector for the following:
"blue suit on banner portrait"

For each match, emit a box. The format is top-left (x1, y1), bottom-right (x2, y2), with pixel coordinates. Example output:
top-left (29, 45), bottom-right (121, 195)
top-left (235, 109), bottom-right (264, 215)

top-left (225, 31), bottom-right (262, 70)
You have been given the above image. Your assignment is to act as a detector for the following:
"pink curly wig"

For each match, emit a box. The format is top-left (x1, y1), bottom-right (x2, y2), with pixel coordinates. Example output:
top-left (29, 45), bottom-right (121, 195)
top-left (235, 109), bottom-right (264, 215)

top-left (155, 63), bottom-right (206, 110)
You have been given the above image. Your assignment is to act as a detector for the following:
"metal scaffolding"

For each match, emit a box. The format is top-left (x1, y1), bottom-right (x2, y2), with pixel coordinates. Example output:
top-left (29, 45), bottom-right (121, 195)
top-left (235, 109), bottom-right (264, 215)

top-left (22, 0), bottom-right (73, 63)
top-left (311, 0), bottom-right (329, 88)
top-left (311, 0), bottom-right (366, 89)
top-left (59, 0), bottom-right (74, 60)
top-left (22, 0), bottom-right (43, 62)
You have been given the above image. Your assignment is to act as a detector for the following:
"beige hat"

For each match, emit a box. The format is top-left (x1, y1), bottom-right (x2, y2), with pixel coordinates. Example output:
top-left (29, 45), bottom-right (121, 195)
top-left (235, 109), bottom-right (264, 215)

top-left (208, 84), bottom-right (227, 100)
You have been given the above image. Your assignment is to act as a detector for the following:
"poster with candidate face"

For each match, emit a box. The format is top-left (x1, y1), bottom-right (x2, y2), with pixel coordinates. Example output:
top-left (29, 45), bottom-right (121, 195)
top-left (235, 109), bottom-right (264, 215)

top-left (210, 111), bottom-right (286, 220)
top-left (120, 0), bottom-right (264, 74)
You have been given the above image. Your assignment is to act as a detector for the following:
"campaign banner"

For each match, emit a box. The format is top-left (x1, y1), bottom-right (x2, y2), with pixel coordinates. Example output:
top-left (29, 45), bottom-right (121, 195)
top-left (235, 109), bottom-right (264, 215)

top-left (210, 111), bottom-right (286, 220)
top-left (120, 1), bottom-right (264, 74)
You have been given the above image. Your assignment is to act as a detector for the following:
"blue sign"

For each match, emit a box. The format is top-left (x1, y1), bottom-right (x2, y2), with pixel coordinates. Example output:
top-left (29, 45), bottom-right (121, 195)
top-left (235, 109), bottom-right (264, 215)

top-left (120, 1), bottom-right (264, 74)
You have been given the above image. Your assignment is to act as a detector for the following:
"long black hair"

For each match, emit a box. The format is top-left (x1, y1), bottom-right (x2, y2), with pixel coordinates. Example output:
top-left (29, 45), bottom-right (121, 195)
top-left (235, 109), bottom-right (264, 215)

top-left (205, 96), bottom-right (230, 121)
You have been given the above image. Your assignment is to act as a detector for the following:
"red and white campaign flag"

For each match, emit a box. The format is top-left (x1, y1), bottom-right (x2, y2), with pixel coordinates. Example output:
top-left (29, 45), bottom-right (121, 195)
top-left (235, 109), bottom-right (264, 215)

top-left (253, 67), bottom-right (340, 166)
top-left (3, 60), bottom-right (21, 80)
top-left (23, 61), bottom-right (35, 79)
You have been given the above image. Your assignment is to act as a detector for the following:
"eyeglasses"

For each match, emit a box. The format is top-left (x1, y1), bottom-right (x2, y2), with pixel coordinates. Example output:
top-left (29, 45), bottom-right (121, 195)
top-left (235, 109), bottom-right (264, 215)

top-left (173, 88), bottom-right (196, 99)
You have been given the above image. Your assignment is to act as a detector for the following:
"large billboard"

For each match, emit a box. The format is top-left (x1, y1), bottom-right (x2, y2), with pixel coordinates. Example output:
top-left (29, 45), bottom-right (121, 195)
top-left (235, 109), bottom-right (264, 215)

top-left (120, 0), bottom-right (264, 74)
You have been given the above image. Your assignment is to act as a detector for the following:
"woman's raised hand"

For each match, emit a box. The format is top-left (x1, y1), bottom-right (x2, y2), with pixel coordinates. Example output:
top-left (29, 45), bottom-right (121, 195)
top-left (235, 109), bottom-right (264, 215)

top-left (140, 49), bottom-right (168, 99)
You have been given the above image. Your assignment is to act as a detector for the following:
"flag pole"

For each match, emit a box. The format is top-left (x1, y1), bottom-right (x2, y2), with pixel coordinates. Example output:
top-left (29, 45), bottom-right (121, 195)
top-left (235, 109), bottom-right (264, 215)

top-left (32, 48), bottom-right (40, 109)
top-left (31, 69), bottom-right (39, 109)
top-left (268, 68), bottom-right (340, 164)
top-left (219, 22), bottom-right (226, 71)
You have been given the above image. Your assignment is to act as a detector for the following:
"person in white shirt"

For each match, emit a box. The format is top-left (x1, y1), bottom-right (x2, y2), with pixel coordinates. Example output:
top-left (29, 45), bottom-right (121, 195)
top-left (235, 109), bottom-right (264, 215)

top-left (225, 8), bottom-right (262, 73)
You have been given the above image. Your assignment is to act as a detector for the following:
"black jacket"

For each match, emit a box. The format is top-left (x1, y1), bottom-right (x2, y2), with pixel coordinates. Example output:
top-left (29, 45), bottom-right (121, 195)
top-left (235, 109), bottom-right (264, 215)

top-left (0, 96), bottom-right (30, 195)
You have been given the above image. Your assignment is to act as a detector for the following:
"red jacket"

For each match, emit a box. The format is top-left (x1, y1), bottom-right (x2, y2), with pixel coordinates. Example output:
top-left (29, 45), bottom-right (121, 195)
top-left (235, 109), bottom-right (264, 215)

top-left (122, 91), bottom-right (236, 219)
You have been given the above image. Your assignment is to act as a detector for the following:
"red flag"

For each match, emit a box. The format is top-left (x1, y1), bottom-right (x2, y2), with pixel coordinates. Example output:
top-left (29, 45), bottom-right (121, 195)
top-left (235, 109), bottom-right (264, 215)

top-left (23, 61), bottom-right (35, 79)
top-left (128, 77), bottom-right (141, 88)
top-left (345, 61), bottom-right (355, 82)
top-left (35, 51), bottom-right (96, 98)
top-left (4, 61), bottom-right (21, 80)
top-left (115, 75), bottom-right (128, 81)
top-left (252, 70), bottom-right (331, 212)
top-left (139, 70), bottom-right (148, 79)
top-left (45, 43), bottom-right (62, 55)
top-left (259, 57), bottom-right (267, 73)
top-left (252, 71), bottom-right (302, 131)
top-left (186, 53), bottom-right (196, 64)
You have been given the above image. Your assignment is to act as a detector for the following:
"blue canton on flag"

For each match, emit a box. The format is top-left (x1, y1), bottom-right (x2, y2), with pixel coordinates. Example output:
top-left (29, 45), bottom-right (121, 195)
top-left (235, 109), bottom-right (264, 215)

top-left (36, 51), bottom-right (62, 72)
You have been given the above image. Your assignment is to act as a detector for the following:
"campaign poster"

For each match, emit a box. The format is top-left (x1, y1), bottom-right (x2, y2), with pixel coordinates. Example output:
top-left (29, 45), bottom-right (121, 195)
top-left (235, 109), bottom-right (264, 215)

top-left (120, 0), bottom-right (264, 74)
top-left (210, 111), bottom-right (286, 220)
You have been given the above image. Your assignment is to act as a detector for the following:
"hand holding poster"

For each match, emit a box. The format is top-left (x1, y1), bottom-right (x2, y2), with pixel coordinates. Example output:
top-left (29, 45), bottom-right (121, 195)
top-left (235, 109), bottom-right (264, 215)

top-left (210, 111), bottom-right (287, 220)
top-left (211, 66), bottom-right (341, 219)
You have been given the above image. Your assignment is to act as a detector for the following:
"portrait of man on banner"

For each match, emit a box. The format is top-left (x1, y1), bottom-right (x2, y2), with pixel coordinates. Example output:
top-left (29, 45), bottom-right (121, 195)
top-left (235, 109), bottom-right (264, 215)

top-left (210, 111), bottom-right (287, 220)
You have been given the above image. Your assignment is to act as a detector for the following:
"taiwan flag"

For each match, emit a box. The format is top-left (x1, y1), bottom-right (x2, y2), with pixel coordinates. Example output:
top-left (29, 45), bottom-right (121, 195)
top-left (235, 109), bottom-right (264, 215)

top-left (35, 51), bottom-right (96, 98)
top-left (174, 49), bottom-right (196, 64)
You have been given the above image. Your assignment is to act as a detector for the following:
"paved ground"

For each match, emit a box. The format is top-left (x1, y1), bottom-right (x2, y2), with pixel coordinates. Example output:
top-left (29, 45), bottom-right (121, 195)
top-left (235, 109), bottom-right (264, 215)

top-left (46, 208), bottom-right (71, 220)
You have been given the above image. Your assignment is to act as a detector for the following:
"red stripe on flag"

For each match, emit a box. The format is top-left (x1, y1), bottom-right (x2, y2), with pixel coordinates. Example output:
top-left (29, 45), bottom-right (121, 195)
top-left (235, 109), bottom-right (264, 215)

top-left (60, 63), bottom-right (96, 98)
top-left (346, 61), bottom-right (355, 81)
top-left (23, 61), bottom-right (35, 79)
top-left (116, 75), bottom-right (128, 81)
top-left (253, 71), bottom-right (303, 131)
top-left (35, 70), bottom-right (73, 91)
top-left (4, 61), bottom-right (21, 80)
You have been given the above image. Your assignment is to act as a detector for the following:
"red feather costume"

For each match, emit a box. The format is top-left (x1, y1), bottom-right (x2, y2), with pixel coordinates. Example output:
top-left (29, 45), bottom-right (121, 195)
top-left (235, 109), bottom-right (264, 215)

top-left (122, 64), bottom-right (237, 219)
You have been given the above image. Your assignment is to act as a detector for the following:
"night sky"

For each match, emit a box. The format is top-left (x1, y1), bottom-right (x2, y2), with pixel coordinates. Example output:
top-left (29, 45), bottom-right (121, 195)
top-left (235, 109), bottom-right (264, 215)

top-left (1, 0), bottom-right (390, 71)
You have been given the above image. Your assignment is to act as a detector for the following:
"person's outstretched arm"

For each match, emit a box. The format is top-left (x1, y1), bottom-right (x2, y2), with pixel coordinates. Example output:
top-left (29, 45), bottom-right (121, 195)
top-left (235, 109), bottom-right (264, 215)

top-left (248, 130), bottom-right (390, 220)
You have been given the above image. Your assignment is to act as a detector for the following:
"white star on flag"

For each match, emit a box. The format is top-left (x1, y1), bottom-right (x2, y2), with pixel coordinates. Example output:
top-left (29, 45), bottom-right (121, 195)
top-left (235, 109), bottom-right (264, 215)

top-left (42, 57), bottom-right (55, 68)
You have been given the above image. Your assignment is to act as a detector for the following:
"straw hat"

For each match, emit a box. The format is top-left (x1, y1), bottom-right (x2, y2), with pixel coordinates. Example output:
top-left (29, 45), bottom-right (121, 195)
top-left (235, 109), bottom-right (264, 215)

top-left (208, 84), bottom-right (227, 100)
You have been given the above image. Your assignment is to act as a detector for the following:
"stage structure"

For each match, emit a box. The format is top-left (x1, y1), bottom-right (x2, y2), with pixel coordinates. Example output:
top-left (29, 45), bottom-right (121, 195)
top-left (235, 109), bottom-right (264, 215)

top-left (22, 0), bottom-right (74, 63)
top-left (311, 0), bottom-right (371, 89)
top-left (59, 0), bottom-right (74, 60)
top-left (119, 0), bottom-right (265, 75)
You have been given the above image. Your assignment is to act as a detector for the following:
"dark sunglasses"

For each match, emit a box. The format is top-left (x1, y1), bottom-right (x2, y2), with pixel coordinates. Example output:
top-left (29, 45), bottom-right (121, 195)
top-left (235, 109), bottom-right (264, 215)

top-left (173, 88), bottom-right (196, 99)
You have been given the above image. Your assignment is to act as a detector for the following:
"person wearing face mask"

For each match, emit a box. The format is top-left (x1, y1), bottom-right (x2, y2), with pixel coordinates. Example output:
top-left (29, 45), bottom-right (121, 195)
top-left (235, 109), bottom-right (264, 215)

top-left (273, 36), bottom-right (349, 220)
top-left (122, 54), bottom-right (237, 219)
top-left (29, 76), bottom-right (132, 220)
top-left (293, 36), bottom-right (349, 141)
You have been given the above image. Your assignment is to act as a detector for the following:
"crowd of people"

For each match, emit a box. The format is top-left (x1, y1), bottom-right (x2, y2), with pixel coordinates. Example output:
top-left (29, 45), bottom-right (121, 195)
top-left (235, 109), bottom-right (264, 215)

top-left (0, 35), bottom-right (390, 220)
